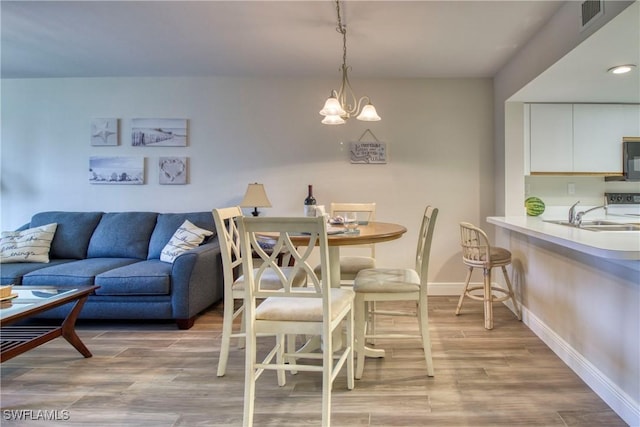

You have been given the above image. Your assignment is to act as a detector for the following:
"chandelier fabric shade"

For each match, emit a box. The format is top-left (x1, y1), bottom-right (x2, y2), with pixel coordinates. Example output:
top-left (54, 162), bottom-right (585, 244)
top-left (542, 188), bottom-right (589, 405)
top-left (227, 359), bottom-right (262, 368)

top-left (319, 0), bottom-right (381, 125)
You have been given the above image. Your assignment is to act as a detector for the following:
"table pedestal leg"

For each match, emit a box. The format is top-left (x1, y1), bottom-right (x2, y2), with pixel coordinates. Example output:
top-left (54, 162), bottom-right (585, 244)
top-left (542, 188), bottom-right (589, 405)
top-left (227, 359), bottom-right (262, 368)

top-left (328, 246), bottom-right (341, 288)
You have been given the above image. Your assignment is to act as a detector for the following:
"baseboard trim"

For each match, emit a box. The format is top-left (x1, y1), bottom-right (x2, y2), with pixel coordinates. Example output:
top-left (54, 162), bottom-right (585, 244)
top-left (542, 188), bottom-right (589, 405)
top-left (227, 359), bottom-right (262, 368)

top-left (427, 282), bottom-right (464, 296)
top-left (522, 305), bottom-right (640, 426)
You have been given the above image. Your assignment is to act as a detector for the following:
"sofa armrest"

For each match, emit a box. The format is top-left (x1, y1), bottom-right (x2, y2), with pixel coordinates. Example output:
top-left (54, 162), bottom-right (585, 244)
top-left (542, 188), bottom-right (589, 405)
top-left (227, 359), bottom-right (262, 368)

top-left (170, 240), bottom-right (223, 322)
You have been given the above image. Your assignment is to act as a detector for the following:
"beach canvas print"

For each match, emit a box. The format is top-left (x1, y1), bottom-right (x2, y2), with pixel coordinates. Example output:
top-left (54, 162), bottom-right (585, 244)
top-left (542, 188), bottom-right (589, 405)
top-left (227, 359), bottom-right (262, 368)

top-left (131, 118), bottom-right (187, 147)
top-left (91, 118), bottom-right (118, 146)
top-left (89, 156), bottom-right (144, 184)
top-left (159, 157), bottom-right (187, 185)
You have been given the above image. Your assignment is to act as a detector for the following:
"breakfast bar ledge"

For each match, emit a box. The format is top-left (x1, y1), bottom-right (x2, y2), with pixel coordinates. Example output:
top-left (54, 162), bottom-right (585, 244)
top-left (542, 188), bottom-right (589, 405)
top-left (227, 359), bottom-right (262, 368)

top-left (487, 216), bottom-right (640, 262)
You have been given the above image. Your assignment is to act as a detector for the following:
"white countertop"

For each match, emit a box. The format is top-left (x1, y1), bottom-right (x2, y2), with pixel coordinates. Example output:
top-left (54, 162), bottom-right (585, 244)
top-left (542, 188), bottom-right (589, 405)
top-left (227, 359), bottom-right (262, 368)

top-left (487, 215), bottom-right (640, 261)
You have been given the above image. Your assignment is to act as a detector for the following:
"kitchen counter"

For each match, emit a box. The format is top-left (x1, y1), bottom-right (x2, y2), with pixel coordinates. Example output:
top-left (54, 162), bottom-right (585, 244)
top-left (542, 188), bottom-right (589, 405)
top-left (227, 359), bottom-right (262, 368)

top-left (487, 216), bottom-right (640, 260)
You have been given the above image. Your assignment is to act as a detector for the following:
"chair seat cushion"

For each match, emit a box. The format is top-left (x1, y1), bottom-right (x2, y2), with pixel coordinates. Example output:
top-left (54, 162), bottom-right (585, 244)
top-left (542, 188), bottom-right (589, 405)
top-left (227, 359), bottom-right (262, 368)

top-left (313, 256), bottom-right (376, 280)
top-left (338, 256), bottom-right (376, 280)
top-left (232, 267), bottom-right (307, 291)
top-left (488, 247), bottom-right (511, 263)
top-left (354, 268), bottom-right (421, 293)
top-left (256, 288), bottom-right (354, 322)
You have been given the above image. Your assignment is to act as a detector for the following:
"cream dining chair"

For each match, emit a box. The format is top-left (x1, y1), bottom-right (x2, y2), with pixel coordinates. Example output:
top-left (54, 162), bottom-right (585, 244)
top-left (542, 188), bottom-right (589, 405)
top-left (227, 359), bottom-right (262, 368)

top-left (321, 202), bottom-right (377, 282)
top-left (212, 207), bottom-right (307, 377)
top-left (456, 222), bottom-right (521, 330)
top-left (238, 216), bottom-right (354, 427)
top-left (352, 205), bottom-right (438, 379)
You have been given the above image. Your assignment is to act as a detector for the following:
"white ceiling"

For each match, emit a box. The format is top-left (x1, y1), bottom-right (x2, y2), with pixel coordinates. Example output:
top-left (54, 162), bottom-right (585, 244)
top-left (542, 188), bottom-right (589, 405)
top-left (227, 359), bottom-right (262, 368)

top-left (1, 1), bottom-right (638, 102)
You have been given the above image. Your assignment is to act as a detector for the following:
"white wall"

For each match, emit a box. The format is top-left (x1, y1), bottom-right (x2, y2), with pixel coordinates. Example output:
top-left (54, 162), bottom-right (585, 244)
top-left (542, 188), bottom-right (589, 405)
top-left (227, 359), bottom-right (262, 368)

top-left (1, 76), bottom-right (493, 285)
top-left (493, 3), bottom-right (639, 424)
top-left (494, 0), bottom-right (634, 216)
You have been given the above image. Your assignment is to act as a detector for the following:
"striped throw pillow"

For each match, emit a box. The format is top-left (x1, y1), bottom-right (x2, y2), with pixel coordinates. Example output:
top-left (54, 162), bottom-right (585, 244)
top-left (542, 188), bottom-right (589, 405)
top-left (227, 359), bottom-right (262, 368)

top-left (160, 220), bottom-right (213, 263)
top-left (0, 223), bottom-right (58, 263)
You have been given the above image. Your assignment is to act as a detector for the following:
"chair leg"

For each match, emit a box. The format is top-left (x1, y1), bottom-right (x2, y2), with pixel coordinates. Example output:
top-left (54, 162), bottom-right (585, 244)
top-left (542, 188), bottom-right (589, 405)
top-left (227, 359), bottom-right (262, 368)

top-left (455, 267), bottom-right (473, 315)
top-left (322, 323), bottom-right (333, 427)
top-left (276, 334), bottom-right (286, 386)
top-left (217, 299), bottom-right (237, 377)
top-left (346, 306), bottom-right (355, 390)
top-left (502, 265), bottom-right (521, 320)
top-left (238, 304), bottom-right (246, 349)
top-left (354, 294), bottom-right (367, 380)
top-left (242, 329), bottom-right (257, 427)
top-left (483, 268), bottom-right (493, 330)
top-left (368, 301), bottom-right (376, 345)
top-left (418, 297), bottom-right (434, 377)
top-left (286, 334), bottom-right (298, 374)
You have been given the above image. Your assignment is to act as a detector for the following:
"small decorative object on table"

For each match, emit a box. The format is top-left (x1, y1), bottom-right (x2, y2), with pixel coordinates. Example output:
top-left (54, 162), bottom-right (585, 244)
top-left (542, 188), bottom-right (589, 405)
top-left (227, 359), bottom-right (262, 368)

top-left (0, 284), bottom-right (17, 302)
top-left (304, 185), bottom-right (317, 217)
top-left (343, 212), bottom-right (360, 233)
top-left (525, 196), bottom-right (545, 216)
top-left (0, 285), bottom-right (13, 299)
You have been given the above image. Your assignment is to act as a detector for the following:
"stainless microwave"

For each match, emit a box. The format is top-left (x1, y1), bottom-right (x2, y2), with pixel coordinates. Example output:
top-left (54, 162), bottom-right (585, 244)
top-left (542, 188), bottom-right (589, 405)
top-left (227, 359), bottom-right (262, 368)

top-left (623, 137), bottom-right (640, 181)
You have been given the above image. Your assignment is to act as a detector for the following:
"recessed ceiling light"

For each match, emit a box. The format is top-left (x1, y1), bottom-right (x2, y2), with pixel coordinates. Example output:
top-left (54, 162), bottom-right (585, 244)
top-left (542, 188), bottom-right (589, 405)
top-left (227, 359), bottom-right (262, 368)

top-left (607, 64), bottom-right (637, 74)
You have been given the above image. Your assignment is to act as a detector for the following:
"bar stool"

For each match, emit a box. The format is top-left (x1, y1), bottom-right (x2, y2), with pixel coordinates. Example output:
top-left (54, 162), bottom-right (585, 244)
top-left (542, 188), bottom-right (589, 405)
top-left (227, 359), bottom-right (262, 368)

top-left (456, 222), bottom-right (521, 329)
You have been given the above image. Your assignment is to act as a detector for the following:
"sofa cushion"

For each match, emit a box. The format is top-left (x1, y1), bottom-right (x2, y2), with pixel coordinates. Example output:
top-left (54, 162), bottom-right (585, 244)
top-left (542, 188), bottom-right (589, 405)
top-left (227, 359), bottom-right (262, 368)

top-left (148, 212), bottom-right (216, 259)
top-left (95, 260), bottom-right (172, 295)
top-left (22, 258), bottom-right (139, 286)
top-left (30, 212), bottom-right (103, 259)
top-left (160, 220), bottom-right (214, 263)
top-left (1, 223), bottom-right (57, 263)
top-left (87, 212), bottom-right (158, 259)
top-left (0, 259), bottom-right (76, 285)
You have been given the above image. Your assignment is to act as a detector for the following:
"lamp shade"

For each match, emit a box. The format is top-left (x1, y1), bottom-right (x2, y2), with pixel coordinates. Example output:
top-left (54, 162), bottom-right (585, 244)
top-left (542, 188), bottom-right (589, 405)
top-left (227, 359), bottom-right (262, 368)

top-left (319, 95), bottom-right (347, 117)
top-left (321, 114), bottom-right (346, 125)
top-left (356, 103), bottom-right (381, 121)
top-left (240, 183), bottom-right (272, 208)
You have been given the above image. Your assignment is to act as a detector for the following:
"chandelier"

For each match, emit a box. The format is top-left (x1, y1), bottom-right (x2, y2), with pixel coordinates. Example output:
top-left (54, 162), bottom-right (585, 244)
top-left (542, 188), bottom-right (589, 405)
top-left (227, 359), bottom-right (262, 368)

top-left (319, 0), bottom-right (381, 125)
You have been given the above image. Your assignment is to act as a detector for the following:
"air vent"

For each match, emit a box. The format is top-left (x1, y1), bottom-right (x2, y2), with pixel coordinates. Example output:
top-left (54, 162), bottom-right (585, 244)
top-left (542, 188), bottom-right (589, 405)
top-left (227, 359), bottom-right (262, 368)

top-left (581, 0), bottom-right (604, 30)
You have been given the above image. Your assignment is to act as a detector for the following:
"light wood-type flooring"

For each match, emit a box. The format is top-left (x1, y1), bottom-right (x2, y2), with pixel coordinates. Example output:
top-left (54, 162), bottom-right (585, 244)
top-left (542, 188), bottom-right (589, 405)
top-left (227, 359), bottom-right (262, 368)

top-left (1, 297), bottom-right (627, 426)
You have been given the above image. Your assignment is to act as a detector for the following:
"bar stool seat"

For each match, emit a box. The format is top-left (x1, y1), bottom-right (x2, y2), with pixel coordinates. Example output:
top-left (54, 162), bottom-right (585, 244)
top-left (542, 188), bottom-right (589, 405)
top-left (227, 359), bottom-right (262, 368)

top-left (456, 222), bottom-right (521, 330)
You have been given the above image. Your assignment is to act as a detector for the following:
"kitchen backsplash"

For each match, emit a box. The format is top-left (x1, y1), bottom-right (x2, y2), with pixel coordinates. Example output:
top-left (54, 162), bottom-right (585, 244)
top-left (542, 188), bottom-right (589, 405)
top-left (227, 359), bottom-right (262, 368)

top-left (525, 176), bottom-right (640, 207)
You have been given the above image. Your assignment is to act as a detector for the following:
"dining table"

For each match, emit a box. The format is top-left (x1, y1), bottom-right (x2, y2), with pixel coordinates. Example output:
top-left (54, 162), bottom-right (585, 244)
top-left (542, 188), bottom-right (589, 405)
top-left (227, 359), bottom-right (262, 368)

top-left (259, 220), bottom-right (407, 288)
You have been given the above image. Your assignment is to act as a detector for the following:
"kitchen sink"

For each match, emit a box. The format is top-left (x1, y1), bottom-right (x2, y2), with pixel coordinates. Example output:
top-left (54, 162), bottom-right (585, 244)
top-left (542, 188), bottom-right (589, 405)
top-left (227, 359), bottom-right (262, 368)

top-left (543, 220), bottom-right (640, 231)
top-left (580, 224), bottom-right (640, 232)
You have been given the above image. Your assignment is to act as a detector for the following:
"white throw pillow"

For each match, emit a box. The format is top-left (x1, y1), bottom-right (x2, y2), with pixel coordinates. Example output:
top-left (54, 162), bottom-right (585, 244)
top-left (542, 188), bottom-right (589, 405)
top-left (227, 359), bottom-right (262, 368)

top-left (160, 220), bottom-right (213, 263)
top-left (0, 223), bottom-right (58, 263)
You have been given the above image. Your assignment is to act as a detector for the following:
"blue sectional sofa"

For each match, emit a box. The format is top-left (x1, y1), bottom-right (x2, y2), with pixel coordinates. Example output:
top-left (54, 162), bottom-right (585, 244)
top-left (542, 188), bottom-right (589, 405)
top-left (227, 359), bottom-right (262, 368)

top-left (0, 211), bottom-right (223, 329)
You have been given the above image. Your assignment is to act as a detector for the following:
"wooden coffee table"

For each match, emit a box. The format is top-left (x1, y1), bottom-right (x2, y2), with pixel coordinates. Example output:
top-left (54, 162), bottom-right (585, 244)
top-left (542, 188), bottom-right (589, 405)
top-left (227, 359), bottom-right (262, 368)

top-left (0, 285), bottom-right (98, 362)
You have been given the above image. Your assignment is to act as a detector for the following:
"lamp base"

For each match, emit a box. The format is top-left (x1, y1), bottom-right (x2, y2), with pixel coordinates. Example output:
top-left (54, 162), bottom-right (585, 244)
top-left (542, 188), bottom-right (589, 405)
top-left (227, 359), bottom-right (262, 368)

top-left (251, 207), bottom-right (260, 216)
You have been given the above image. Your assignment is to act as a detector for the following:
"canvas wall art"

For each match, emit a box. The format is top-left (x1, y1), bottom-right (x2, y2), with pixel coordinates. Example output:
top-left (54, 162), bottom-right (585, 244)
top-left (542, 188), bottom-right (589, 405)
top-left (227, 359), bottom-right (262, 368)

top-left (159, 157), bottom-right (187, 185)
top-left (131, 118), bottom-right (187, 147)
top-left (91, 118), bottom-right (118, 146)
top-left (89, 156), bottom-right (144, 184)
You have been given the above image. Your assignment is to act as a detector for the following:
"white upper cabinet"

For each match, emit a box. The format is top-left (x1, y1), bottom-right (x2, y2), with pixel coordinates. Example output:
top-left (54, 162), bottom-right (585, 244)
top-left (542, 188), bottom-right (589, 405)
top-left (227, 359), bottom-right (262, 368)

top-left (529, 103), bottom-right (640, 174)
top-left (573, 104), bottom-right (640, 173)
top-left (529, 104), bottom-right (573, 172)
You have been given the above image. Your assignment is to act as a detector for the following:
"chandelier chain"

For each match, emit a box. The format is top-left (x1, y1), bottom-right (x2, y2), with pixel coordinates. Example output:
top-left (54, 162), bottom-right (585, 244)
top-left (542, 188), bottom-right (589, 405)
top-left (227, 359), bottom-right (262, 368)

top-left (335, 0), bottom-right (347, 69)
top-left (319, 0), bottom-right (380, 124)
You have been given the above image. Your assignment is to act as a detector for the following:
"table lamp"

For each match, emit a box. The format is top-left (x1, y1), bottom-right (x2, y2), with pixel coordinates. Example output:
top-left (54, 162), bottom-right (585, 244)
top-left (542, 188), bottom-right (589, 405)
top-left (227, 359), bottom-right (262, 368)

top-left (240, 183), bottom-right (272, 216)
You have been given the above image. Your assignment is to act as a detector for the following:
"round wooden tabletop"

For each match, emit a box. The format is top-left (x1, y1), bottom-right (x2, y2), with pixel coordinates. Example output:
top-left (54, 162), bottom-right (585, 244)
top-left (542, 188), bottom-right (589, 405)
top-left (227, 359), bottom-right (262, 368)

top-left (259, 221), bottom-right (407, 247)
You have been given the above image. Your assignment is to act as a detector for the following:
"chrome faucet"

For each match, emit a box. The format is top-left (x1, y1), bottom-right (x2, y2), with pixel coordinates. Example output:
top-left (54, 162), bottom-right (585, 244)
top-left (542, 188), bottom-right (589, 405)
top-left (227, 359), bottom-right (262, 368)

top-left (574, 205), bottom-right (608, 226)
top-left (568, 201), bottom-right (580, 225)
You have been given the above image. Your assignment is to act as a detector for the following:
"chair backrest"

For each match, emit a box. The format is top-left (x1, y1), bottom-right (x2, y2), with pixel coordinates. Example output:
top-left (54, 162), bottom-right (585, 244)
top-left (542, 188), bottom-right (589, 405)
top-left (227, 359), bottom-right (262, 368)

top-left (459, 222), bottom-right (491, 267)
top-left (330, 202), bottom-right (376, 257)
top-left (238, 216), bottom-right (332, 315)
top-left (212, 207), bottom-right (244, 288)
top-left (415, 206), bottom-right (438, 284)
